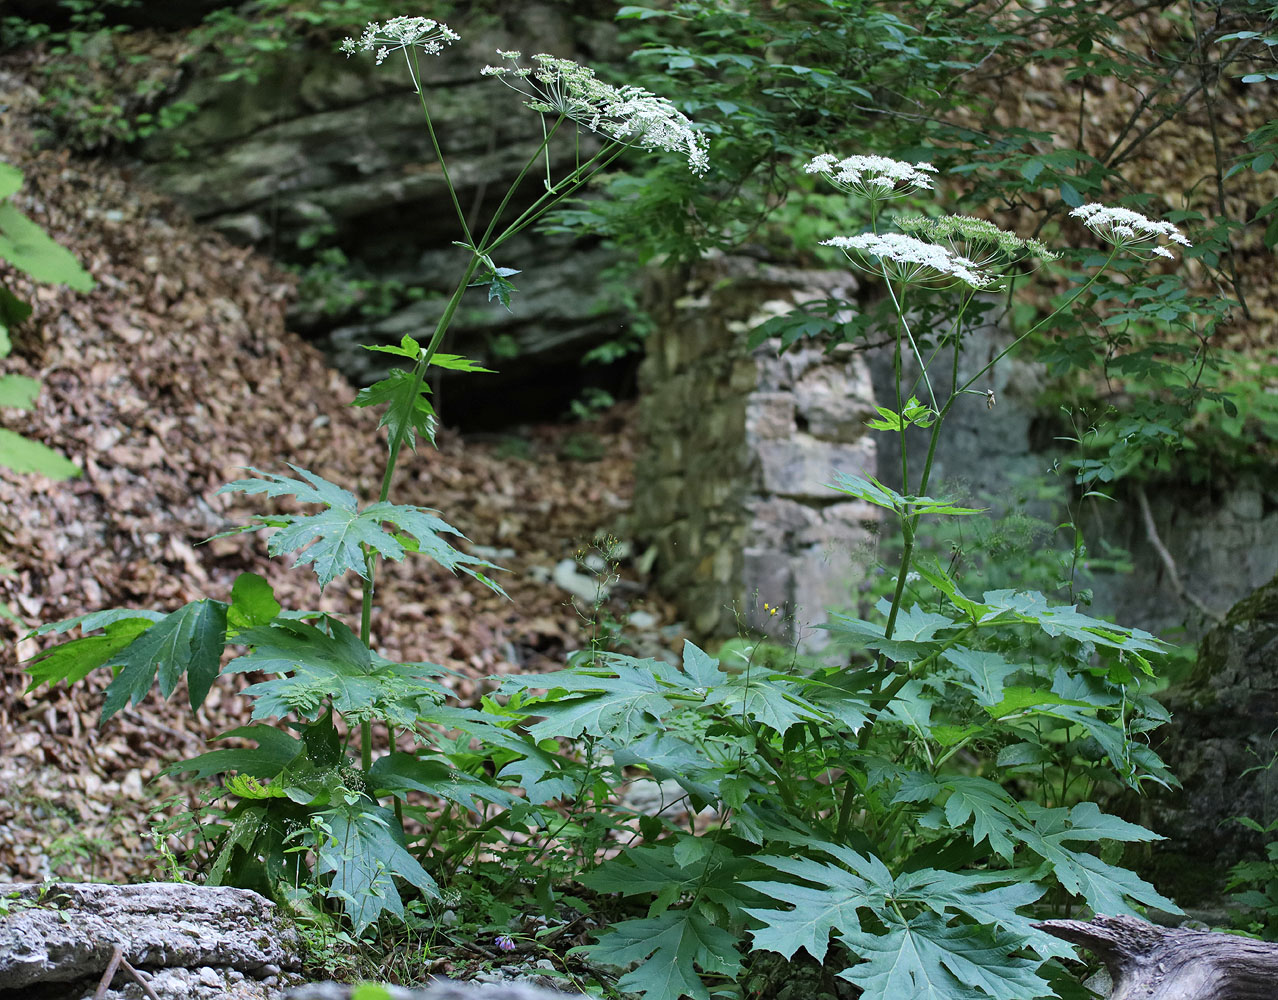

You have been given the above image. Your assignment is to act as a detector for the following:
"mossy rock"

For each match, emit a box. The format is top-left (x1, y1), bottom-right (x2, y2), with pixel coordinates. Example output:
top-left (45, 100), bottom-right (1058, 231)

top-left (1150, 571), bottom-right (1278, 881)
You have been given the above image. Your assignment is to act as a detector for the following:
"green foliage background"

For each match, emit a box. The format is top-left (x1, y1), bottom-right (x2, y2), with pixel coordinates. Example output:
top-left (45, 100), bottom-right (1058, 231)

top-left (4, 1), bottom-right (1277, 998)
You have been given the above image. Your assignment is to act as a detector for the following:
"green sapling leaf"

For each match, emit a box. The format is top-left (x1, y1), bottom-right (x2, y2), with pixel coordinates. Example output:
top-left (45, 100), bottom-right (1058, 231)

top-left (0, 201), bottom-right (95, 291)
top-left (353, 369), bottom-right (437, 451)
top-left (100, 599), bottom-right (228, 722)
top-left (228, 572), bottom-right (281, 631)
top-left (24, 617), bottom-right (157, 692)
top-left (316, 802), bottom-right (439, 932)
top-left (0, 374), bottom-right (40, 410)
top-left (0, 428), bottom-right (81, 479)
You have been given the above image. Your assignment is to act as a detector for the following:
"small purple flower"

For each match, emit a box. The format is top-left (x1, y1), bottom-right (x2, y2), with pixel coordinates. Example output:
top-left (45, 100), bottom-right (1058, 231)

top-left (494, 934), bottom-right (516, 953)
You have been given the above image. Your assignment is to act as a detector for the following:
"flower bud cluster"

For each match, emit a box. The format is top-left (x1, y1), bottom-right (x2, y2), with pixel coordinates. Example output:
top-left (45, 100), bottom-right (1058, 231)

top-left (482, 51), bottom-right (709, 174)
top-left (339, 16), bottom-right (460, 65)
top-left (1069, 203), bottom-right (1192, 259)
top-left (805, 153), bottom-right (938, 199)
top-left (895, 214), bottom-right (1060, 269)
top-left (821, 232), bottom-right (995, 289)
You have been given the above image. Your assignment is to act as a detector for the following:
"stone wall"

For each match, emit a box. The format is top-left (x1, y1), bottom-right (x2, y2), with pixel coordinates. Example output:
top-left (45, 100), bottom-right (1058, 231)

top-left (634, 257), bottom-right (879, 644)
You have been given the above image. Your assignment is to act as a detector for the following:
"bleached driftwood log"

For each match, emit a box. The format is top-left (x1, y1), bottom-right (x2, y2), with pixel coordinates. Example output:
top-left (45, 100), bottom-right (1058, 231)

top-left (0, 881), bottom-right (299, 991)
top-left (1037, 914), bottom-right (1278, 1000)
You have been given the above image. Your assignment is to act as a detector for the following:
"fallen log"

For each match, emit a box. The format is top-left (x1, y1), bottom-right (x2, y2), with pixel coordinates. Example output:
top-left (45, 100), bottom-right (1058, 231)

top-left (1036, 913), bottom-right (1278, 1000)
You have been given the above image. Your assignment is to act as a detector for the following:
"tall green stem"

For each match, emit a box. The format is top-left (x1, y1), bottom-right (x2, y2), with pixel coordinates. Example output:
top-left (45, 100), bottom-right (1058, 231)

top-left (841, 253), bottom-right (1118, 836)
top-left (358, 254), bottom-right (483, 770)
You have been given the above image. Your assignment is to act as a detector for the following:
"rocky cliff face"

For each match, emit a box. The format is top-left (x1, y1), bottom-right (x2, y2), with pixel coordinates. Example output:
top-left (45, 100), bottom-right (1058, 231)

top-left (1150, 573), bottom-right (1278, 897)
top-left (134, 3), bottom-right (630, 426)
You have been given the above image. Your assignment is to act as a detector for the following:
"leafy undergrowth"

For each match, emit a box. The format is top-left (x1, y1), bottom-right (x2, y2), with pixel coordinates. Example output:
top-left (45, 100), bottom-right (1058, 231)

top-left (0, 68), bottom-right (676, 888)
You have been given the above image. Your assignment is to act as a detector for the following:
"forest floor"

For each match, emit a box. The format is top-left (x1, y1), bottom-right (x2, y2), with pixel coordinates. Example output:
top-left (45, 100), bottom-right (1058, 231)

top-left (0, 64), bottom-right (684, 887)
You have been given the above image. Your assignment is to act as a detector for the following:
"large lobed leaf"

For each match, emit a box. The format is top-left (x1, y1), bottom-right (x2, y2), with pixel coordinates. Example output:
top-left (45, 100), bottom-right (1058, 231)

top-left (838, 913), bottom-right (1050, 1000)
top-left (23, 574), bottom-right (283, 724)
top-left (745, 843), bottom-right (1058, 1000)
top-left (227, 617), bottom-right (450, 725)
top-left (593, 909), bottom-right (742, 1000)
top-left (26, 600), bottom-right (226, 724)
top-left (216, 465), bottom-right (506, 594)
top-left (316, 802), bottom-right (439, 932)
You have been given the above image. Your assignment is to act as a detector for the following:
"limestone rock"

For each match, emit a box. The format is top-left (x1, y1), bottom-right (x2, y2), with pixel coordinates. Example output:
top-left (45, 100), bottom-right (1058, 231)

top-left (0, 881), bottom-right (299, 991)
top-left (1152, 571), bottom-right (1278, 895)
top-left (287, 980), bottom-right (580, 1000)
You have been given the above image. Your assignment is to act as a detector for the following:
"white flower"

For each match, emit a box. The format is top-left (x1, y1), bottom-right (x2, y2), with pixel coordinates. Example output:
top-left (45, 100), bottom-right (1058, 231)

top-left (821, 232), bottom-right (995, 289)
top-left (339, 16), bottom-right (460, 66)
top-left (895, 214), bottom-right (1060, 270)
top-left (805, 153), bottom-right (938, 199)
top-left (482, 52), bottom-right (709, 174)
top-left (1069, 203), bottom-right (1192, 259)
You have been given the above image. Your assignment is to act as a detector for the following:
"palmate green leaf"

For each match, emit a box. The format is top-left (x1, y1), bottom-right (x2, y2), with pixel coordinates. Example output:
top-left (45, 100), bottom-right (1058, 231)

top-left (882, 678), bottom-right (933, 735)
top-left (316, 801), bottom-right (439, 933)
top-left (887, 868), bottom-right (1071, 961)
top-left (429, 705), bottom-right (581, 804)
top-left (613, 730), bottom-right (724, 807)
top-left (893, 773), bottom-right (1024, 861)
top-left (820, 612), bottom-right (935, 661)
top-left (978, 589), bottom-right (1167, 654)
top-left (217, 466), bottom-right (402, 589)
top-left (747, 842), bottom-right (1066, 988)
top-left (504, 660), bottom-right (674, 741)
top-left (228, 618), bottom-right (449, 725)
top-left (353, 369), bottom-right (437, 451)
top-left (24, 617), bottom-right (156, 692)
top-left (97, 600), bottom-right (228, 723)
top-left (367, 751), bottom-right (516, 813)
top-left (581, 843), bottom-right (711, 898)
top-left (162, 725), bottom-right (303, 780)
top-left (1018, 801), bottom-right (1178, 915)
top-left (216, 466), bottom-right (505, 594)
top-left (681, 639), bottom-right (725, 688)
top-left (825, 471), bottom-right (984, 517)
top-left (0, 427), bottom-right (81, 479)
top-left (941, 648), bottom-right (1020, 707)
top-left (743, 855), bottom-right (871, 962)
top-left (702, 670), bottom-right (826, 735)
top-left (593, 909), bottom-right (742, 1000)
top-left (366, 502), bottom-right (508, 598)
top-left (0, 200), bottom-right (95, 291)
top-left (838, 913), bottom-right (1050, 1000)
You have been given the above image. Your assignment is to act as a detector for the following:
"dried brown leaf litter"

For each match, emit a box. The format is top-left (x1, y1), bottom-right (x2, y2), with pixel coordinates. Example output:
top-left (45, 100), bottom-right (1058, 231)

top-left (0, 69), bottom-right (672, 885)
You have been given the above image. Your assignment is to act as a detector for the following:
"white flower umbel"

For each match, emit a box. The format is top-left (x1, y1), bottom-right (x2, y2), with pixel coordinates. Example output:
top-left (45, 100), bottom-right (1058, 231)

top-left (805, 153), bottom-right (938, 200)
top-left (1070, 203), bottom-right (1192, 259)
top-left (339, 16), bottom-right (460, 65)
top-left (895, 214), bottom-right (1060, 271)
top-left (822, 232), bottom-right (995, 289)
top-left (481, 51), bottom-right (710, 174)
